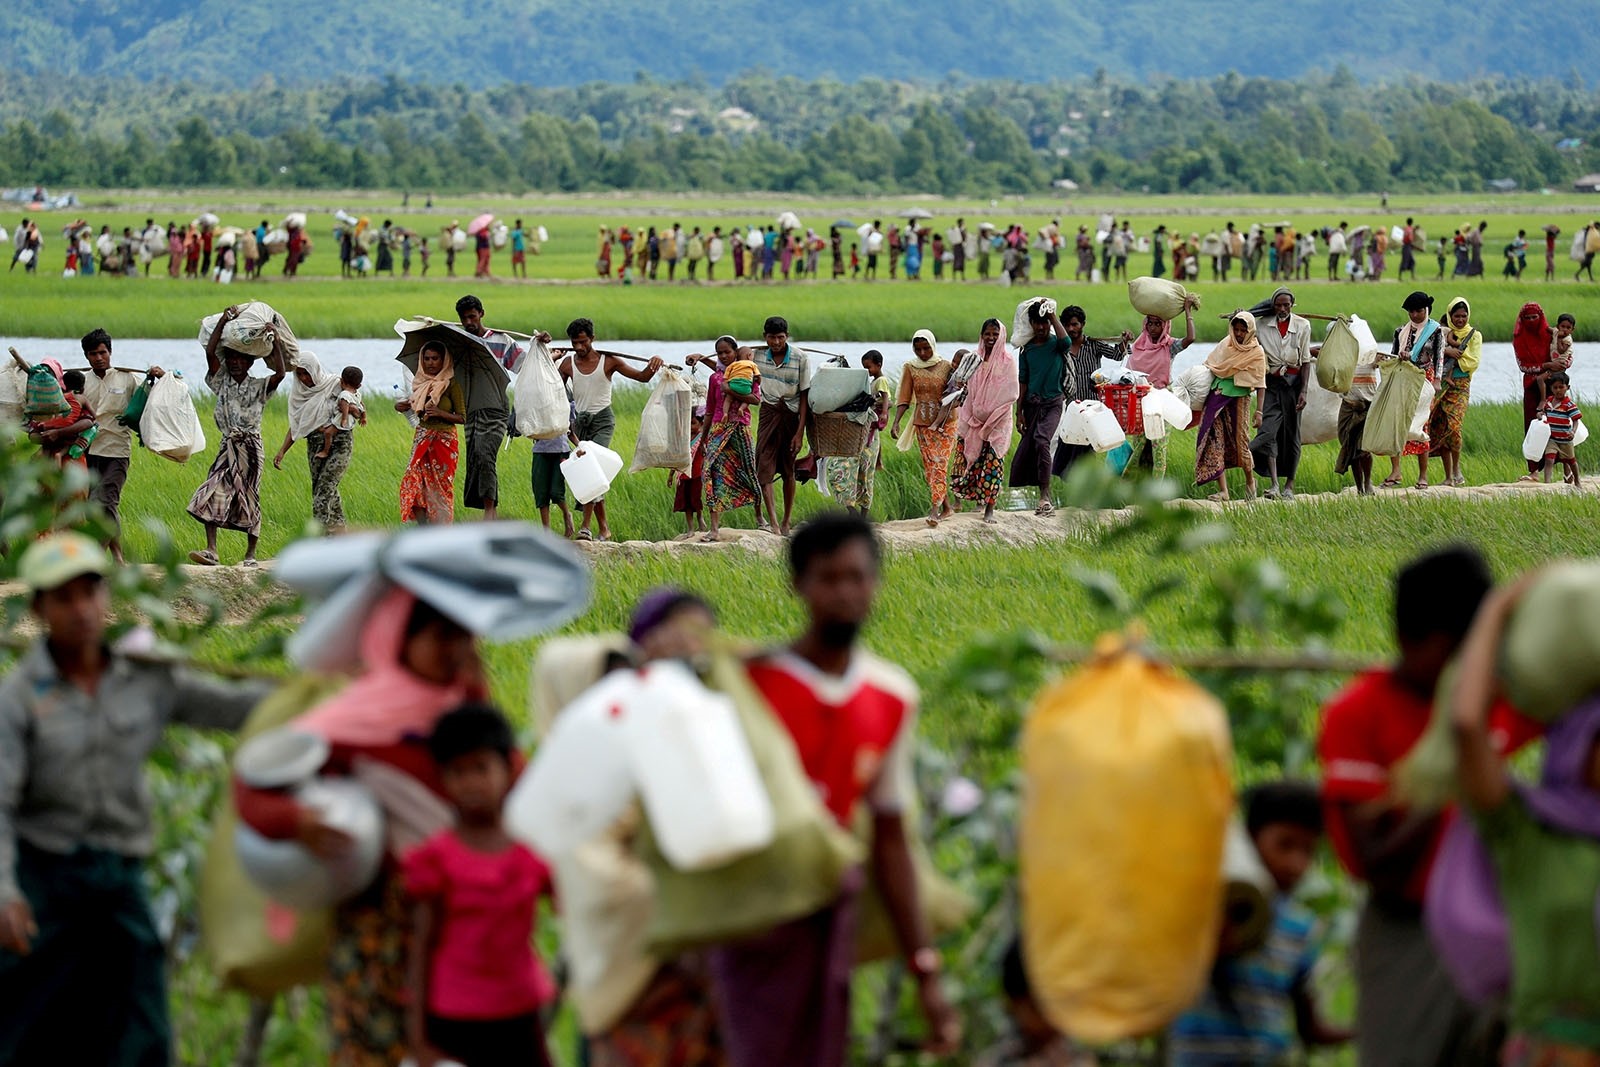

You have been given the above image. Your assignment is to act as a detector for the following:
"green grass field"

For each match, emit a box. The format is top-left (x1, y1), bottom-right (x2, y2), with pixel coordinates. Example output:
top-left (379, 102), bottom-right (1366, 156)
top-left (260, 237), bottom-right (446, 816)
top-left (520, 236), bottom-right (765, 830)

top-left (8, 189), bottom-right (1600, 341)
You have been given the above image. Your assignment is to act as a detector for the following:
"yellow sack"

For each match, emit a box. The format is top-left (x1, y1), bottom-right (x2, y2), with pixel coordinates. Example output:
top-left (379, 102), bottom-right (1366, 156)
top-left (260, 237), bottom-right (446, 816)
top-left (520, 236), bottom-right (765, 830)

top-left (198, 673), bottom-right (346, 997)
top-left (1020, 638), bottom-right (1233, 1043)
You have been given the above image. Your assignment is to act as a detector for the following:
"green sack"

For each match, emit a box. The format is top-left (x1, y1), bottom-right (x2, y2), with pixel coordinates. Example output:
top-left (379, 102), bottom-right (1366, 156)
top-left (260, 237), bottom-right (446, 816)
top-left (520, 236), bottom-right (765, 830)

top-left (1317, 318), bottom-right (1359, 394)
top-left (198, 673), bottom-right (346, 997)
top-left (1392, 662), bottom-right (1462, 811)
top-left (117, 375), bottom-right (154, 436)
top-left (1361, 359), bottom-right (1424, 457)
top-left (639, 651), bottom-right (863, 956)
top-left (1501, 561), bottom-right (1600, 722)
top-left (850, 800), bottom-right (975, 965)
top-left (23, 365), bottom-right (68, 418)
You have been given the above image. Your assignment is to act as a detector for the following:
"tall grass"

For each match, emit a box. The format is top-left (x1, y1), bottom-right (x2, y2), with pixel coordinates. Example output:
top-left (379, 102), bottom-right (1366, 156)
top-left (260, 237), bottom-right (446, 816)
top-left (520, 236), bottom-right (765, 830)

top-left (6, 272), bottom-right (1600, 345)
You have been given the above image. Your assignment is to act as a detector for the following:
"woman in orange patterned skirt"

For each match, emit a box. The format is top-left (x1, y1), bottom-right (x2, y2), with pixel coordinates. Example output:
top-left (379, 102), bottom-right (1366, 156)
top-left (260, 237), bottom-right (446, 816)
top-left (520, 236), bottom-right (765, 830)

top-left (397, 342), bottom-right (464, 524)
top-left (891, 329), bottom-right (956, 526)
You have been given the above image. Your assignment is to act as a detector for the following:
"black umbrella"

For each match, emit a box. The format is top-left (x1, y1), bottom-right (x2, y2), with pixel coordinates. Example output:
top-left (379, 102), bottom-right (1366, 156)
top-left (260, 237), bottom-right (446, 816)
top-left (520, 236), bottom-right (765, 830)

top-left (393, 320), bottom-right (510, 388)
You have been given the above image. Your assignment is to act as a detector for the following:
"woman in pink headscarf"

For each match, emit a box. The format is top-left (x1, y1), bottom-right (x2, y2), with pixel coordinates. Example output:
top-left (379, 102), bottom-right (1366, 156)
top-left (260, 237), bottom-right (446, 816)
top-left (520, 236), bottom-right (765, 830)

top-left (235, 587), bottom-right (494, 1066)
top-left (950, 318), bottom-right (1018, 523)
top-left (1124, 299), bottom-right (1197, 477)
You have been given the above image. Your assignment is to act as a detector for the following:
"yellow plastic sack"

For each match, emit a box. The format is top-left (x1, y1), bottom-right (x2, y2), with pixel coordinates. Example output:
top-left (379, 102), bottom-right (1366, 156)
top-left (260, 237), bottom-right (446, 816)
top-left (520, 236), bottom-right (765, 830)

top-left (638, 650), bottom-right (863, 956)
top-left (198, 673), bottom-right (346, 997)
top-left (1020, 638), bottom-right (1233, 1043)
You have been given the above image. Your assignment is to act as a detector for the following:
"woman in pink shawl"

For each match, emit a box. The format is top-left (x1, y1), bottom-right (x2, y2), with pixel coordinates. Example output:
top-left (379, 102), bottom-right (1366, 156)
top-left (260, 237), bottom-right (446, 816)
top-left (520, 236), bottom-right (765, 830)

top-left (1124, 302), bottom-right (1197, 478)
top-left (235, 586), bottom-right (491, 1067)
top-left (951, 318), bottom-right (1018, 523)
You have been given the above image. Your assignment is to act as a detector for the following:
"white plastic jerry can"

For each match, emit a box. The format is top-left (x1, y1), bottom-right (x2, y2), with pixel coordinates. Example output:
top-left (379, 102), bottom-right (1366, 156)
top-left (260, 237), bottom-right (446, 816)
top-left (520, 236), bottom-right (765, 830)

top-left (1083, 401), bottom-right (1127, 453)
top-left (622, 660), bottom-right (775, 871)
top-left (1522, 419), bottom-right (1553, 463)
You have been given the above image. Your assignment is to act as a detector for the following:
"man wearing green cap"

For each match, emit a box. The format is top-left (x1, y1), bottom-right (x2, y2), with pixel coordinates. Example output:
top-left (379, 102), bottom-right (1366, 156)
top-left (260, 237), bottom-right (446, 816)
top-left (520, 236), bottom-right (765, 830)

top-left (0, 533), bottom-right (268, 1066)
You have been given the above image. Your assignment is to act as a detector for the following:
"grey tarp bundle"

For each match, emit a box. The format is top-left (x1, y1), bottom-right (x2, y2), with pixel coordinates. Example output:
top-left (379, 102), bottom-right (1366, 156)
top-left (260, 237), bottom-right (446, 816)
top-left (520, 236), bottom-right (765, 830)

top-left (276, 523), bottom-right (592, 672)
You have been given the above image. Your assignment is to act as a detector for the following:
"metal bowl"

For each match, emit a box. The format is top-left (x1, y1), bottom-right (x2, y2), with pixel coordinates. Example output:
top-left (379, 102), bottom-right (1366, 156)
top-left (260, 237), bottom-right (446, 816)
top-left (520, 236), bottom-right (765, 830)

top-left (235, 777), bottom-right (385, 910)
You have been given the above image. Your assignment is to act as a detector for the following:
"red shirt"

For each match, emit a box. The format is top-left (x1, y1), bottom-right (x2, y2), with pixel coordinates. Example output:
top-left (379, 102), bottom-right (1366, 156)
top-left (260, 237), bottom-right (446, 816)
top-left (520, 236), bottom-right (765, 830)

top-left (746, 652), bottom-right (915, 825)
top-left (1318, 669), bottom-right (1540, 902)
top-left (402, 831), bottom-right (556, 1020)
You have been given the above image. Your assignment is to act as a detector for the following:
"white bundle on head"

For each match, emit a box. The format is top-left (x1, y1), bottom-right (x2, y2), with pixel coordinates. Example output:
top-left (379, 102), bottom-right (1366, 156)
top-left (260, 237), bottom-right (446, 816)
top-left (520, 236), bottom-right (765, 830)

top-left (1012, 297), bottom-right (1057, 350)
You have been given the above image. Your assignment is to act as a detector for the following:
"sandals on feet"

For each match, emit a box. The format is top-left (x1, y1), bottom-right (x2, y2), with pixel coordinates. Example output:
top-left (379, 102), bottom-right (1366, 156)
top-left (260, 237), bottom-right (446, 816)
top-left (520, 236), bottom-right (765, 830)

top-left (1034, 501), bottom-right (1055, 517)
top-left (1380, 478), bottom-right (1402, 488)
top-left (575, 529), bottom-right (594, 541)
top-left (188, 549), bottom-right (218, 566)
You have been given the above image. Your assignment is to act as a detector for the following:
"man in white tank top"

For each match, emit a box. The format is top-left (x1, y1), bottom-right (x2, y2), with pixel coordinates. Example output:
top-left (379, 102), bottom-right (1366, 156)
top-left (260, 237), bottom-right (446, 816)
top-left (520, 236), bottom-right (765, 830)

top-left (559, 317), bottom-right (663, 541)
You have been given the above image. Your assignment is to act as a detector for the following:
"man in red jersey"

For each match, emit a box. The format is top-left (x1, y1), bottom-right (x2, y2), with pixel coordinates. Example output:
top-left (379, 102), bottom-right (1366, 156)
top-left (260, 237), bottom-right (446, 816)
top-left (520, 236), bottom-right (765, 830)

top-left (713, 512), bottom-right (960, 1066)
top-left (1319, 546), bottom-right (1534, 1067)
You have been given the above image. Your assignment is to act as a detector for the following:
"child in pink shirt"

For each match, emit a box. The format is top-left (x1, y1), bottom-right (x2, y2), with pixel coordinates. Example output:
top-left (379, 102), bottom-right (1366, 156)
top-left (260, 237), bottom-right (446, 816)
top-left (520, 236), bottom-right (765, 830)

top-left (404, 704), bottom-right (555, 1067)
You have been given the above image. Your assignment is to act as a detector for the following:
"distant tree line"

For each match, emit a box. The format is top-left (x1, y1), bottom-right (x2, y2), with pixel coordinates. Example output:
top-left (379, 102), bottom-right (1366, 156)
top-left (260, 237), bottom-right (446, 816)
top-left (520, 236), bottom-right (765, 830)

top-left (1, 70), bottom-right (1596, 195)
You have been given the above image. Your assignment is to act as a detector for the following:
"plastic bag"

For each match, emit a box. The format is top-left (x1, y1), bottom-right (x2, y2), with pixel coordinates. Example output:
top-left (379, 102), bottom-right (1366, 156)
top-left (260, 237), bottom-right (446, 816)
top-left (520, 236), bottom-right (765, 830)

top-left (809, 366), bottom-right (871, 415)
top-left (1021, 637), bottom-right (1233, 1043)
top-left (1167, 366), bottom-right (1214, 411)
top-left (0, 361), bottom-right (25, 424)
top-left (1317, 318), bottom-right (1359, 394)
top-left (1128, 277), bottom-right (1199, 320)
top-left (1425, 817), bottom-right (1511, 1006)
top-left (1501, 562), bottom-right (1600, 722)
top-left (1012, 297), bottom-right (1056, 350)
top-left (629, 369), bottom-right (694, 473)
top-left (514, 341), bottom-right (569, 440)
top-left (1299, 373), bottom-right (1343, 447)
top-left (199, 674), bottom-right (344, 996)
top-left (1407, 379), bottom-right (1436, 444)
top-left (638, 650), bottom-right (862, 956)
top-left (1362, 360), bottom-right (1425, 457)
top-left (142, 373), bottom-right (208, 462)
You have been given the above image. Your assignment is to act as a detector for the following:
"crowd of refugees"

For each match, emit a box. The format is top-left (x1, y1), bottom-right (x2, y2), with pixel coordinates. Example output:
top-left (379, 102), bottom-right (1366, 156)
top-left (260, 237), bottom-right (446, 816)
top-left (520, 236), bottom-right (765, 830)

top-left (3, 282), bottom-right (1586, 577)
top-left (20, 212), bottom-right (1600, 288)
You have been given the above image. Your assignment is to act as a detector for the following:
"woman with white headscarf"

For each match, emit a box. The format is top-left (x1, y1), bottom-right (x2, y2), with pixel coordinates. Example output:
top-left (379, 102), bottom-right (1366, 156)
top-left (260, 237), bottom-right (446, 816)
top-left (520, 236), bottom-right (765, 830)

top-left (272, 351), bottom-right (350, 532)
top-left (890, 329), bottom-right (957, 526)
top-left (1195, 311), bottom-right (1266, 501)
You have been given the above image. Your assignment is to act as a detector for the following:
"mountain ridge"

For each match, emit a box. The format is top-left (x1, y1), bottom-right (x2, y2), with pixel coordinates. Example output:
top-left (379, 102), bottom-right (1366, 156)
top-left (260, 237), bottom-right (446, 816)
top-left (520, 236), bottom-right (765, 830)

top-left (0, 0), bottom-right (1590, 88)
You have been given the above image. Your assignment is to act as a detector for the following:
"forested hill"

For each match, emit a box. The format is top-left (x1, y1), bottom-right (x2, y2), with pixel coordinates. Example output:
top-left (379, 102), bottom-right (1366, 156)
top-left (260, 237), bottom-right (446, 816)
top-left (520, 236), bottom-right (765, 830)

top-left (0, 0), bottom-right (1591, 87)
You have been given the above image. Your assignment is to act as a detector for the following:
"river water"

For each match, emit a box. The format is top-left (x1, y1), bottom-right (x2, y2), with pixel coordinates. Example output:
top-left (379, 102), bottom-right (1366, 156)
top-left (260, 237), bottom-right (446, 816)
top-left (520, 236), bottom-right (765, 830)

top-left (5, 336), bottom-right (1593, 405)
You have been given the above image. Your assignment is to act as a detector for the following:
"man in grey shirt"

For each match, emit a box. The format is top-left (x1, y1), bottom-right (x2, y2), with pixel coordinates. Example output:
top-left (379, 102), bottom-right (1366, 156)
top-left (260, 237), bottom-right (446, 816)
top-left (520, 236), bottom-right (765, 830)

top-left (0, 533), bottom-right (268, 1066)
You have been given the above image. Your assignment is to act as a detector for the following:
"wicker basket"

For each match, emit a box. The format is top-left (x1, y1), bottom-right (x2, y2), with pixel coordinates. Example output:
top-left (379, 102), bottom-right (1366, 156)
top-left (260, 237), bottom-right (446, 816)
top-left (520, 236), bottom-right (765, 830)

top-left (810, 412), bottom-right (872, 457)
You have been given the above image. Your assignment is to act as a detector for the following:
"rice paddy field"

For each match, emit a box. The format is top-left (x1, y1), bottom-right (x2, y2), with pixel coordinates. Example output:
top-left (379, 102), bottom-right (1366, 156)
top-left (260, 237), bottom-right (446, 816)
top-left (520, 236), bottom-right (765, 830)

top-left (7, 189), bottom-right (1600, 341)
top-left (8, 188), bottom-right (1600, 1064)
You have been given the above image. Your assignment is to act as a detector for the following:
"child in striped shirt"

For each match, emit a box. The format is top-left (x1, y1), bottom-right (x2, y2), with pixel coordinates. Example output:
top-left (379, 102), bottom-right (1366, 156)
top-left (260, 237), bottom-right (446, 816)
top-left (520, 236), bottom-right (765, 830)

top-left (1537, 371), bottom-right (1582, 486)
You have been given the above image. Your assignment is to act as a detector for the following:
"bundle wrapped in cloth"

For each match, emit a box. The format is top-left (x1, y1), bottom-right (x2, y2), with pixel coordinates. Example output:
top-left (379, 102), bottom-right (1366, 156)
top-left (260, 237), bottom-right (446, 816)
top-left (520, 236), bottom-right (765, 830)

top-left (724, 359), bottom-right (759, 396)
top-left (197, 301), bottom-right (302, 365)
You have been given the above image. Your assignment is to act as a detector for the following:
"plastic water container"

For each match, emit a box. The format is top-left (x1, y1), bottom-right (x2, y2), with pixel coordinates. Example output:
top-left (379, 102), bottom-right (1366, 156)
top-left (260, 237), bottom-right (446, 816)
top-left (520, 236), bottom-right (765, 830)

top-left (1143, 410), bottom-right (1169, 441)
top-left (1058, 401), bottom-right (1093, 446)
top-left (1144, 389), bottom-right (1190, 438)
top-left (1576, 420), bottom-right (1590, 447)
top-left (623, 661), bottom-right (775, 871)
top-left (1083, 401), bottom-right (1127, 453)
top-left (561, 441), bottom-right (624, 504)
top-left (392, 384), bottom-right (420, 428)
top-left (1523, 419), bottom-right (1553, 462)
top-left (506, 671), bottom-right (642, 858)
